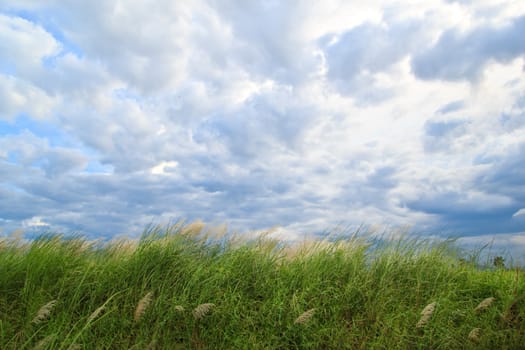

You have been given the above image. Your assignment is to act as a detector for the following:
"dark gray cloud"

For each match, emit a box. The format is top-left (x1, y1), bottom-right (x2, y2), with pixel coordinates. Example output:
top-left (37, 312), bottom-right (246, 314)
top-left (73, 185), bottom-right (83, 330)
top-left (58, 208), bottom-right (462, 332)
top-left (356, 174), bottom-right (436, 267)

top-left (422, 119), bottom-right (468, 153)
top-left (499, 93), bottom-right (525, 131)
top-left (406, 190), bottom-right (520, 236)
top-left (209, 0), bottom-right (320, 84)
top-left (0, 185), bottom-right (51, 222)
top-left (406, 136), bottom-right (525, 237)
top-left (412, 15), bottom-right (525, 81)
top-left (477, 143), bottom-right (525, 200)
top-left (194, 92), bottom-right (316, 162)
top-left (405, 87), bottom-right (525, 237)
top-left (322, 19), bottom-right (425, 101)
top-left (0, 130), bottom-right (87, 177)
top-left (436, 100), bottom-right (465, 114)
top-left (337, 166), bottom-right (399, 209)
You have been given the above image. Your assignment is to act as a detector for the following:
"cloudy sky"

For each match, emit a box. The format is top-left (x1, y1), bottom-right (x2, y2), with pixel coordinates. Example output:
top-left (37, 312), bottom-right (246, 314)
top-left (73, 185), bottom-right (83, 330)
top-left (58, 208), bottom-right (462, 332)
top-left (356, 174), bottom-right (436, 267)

top-left (1, 0), bottom-right (524, 254)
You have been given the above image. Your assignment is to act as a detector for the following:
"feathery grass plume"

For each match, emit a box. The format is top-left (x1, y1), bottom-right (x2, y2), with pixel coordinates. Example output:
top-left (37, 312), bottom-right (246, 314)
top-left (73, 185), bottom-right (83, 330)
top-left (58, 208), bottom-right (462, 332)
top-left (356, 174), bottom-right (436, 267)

top-left (87, 304), bottom-right (105, 323)
top-left (32, 300), bottom-right (57, 324)
top-left (107, 237), bottom-right (138, 256)
top-left (474, 297), bottom-right (495, 313)
top-left (210, 224), bottom-right (228, 241)
top-left (182, 220), bottom-right (206, 239)
top-left (146, 339), bottom-right (157, 350)
top-left (174, 305), bottom-right (185, 312)
top-left (33, 335), bottom-right (53, 350)
top-left (416, 302), bottom-right (436, 328)
top-left (294, 308), bottom-right (316, 324)
top-left (468, 328), bottom-right (481, 343)
top-left (282, 239), bottom-right (326, 261)
top-left (193, 303), bottom-right (215, 320)
top-left (9, 228), bottom-right (24, 242)
top-left (134, 292), bottom-right (154, 322)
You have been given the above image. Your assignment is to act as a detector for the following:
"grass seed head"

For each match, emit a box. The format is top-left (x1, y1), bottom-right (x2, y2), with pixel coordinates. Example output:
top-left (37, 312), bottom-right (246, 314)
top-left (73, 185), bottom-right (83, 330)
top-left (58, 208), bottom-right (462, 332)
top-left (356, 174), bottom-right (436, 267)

top-left (416, 302), bottom-right (436, 328)
top-left (294, 308), bottom-right (316, 324)
top-left (193, 303), bottom-right (215, 320)
top-left (182, 220), bottom-right (206, 239)
top-left (474, 297), bottom-right (495, 313)
top-left (134, 292), bottom-right (154, 322)
top-left (174, 305), bottom-right (185, 312)
top-left (33, 335), bottom-right (53, 350)
top-left (468, 327), bottom-right (481, 342)
top-left (146, 339), bottom-right (157, 350)
top-left (87, 305), bottom-right (105, 323)
top-left (32, 300), bottom-right (57, 324)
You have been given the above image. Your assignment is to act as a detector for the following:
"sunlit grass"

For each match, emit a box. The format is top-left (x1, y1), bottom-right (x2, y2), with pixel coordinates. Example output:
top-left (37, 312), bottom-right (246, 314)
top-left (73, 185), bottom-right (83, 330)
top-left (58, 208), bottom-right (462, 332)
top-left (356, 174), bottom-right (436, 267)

top-left (0, 222), bottom-right (523, 349)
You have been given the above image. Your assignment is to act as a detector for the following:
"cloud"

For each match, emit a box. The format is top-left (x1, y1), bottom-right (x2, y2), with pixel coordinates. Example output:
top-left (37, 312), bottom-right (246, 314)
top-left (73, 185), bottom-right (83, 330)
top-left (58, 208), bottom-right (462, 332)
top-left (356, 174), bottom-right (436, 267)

top-left (411, 15), bottom-right (525, 81)
top-left (0, 0), bottom-right (524, 261)
top-left (513, 208), bottom-right (525, 217)
top-left (405, 136), bottom-right (525, 236)
top-left (0, 75), bottom-right (55, 121)
top-left (322, 19), bottom-right (425, 101)
top-left (194, 85), bottom-right (319, 163)
top-left (0, 13), bottom-right (61, 76)
top-left (0, 14), bottom-right (63, 121)
top-left (38, 148), bottom-right (87, 178)
top-left (49, 2), bottom-right (199, 93)
top-left (436, 100), bottom-right (465, 114)
top-left (150, 161), bottom-right (179, 175)
top-left (499, 93), bottom-right (525, 132)
top-left (0, 130), bottom-right (87, 175)
top-left (408, 190), bottom-right (514, 215)
top-left (0, 180), bottom-right (53, 223)
top-left (422, 119), bottom-right (469, 153)
top-left (476, 142), bottom-right (525, 202)
top-left (22, 216), bottom-right (50, 229)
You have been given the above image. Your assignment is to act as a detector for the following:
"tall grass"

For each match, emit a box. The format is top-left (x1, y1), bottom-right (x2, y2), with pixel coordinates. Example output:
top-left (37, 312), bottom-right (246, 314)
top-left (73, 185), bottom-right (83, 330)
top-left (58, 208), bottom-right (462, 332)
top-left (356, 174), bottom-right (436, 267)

top-left (0, 223), bottom-right (523, 349)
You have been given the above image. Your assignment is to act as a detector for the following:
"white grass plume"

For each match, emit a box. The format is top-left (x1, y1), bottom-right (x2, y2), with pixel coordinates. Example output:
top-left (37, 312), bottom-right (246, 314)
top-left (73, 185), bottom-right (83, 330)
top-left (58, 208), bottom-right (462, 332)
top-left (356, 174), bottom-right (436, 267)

top-left (474, 297), bottom-right (495, 313)
top-left (32, 300), bottom-right (57, 324)
top-left (174, 305), bottom-right (185, 312)
top-left (416, 302), bottom-right (436, 328)
top-left (33, 335), bottom-right (53, 350)
top-left (134, 292), bottom-right (153, 322)
top-left (294, 308), bottom-right (316, 324)
top-left (146, 339), bottom-right (157, 350)
top-left (87, 305), bottom-right (105, 323)
top-left (182, 220), bottom-right (206, 239)
top-left (468, 327), bottom-right (481, 343)
top-left (86, 294), bottom-right (117, 325)
top-left (193, 303), bottom-right (215, 320)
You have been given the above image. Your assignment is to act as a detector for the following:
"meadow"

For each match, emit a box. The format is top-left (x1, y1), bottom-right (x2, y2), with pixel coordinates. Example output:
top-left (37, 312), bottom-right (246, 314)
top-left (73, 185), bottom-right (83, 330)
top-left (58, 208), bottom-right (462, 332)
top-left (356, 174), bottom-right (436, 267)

top-left (0, 222), bottom-right (523, 349)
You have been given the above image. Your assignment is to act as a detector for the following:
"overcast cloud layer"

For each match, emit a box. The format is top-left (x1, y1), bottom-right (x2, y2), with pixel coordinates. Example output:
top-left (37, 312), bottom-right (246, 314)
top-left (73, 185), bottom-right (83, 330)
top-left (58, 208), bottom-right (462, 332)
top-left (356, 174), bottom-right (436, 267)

top-left (1, 1), bottom-right (524, 257)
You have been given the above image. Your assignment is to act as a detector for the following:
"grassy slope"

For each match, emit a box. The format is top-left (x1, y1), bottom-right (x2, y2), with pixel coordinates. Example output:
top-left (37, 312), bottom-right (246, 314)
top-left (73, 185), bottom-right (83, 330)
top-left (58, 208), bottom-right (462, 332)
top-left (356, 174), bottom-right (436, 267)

top-left (0, 223), bottom-right (523, 349)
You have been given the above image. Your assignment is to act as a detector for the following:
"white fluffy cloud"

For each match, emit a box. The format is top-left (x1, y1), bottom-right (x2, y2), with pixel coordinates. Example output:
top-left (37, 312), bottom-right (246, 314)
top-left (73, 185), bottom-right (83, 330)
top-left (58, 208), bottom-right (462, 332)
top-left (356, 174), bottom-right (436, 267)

top-left (0, 0), bottom-right (524, 259)
top-left (0, 13), bottom-right (60, 74)
top-left (0, 75), bottom-right (56, 121)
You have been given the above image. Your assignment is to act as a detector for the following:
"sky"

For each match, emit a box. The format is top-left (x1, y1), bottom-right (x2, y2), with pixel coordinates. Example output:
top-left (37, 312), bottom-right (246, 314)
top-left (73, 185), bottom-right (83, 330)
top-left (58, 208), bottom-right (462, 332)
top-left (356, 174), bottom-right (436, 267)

top-left (1, 0), bottom-right (525, 258)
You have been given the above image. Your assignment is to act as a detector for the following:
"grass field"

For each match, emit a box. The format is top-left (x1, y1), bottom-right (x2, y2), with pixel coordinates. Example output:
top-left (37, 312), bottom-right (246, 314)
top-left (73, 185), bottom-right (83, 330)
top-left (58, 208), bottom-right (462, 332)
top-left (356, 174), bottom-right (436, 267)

top-left (1, 222), bottom-right (524, 349)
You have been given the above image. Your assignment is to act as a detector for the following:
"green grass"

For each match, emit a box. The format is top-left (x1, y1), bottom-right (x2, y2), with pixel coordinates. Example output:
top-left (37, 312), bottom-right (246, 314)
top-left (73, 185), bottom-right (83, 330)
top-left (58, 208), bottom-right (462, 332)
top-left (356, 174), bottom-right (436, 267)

top-left (0, 222), bottom-right (524, 349)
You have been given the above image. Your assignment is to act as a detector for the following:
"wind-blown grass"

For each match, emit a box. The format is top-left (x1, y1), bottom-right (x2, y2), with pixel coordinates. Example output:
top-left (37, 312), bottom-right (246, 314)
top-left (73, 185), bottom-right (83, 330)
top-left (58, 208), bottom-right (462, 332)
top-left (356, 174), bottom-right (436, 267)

top-left (0, 223), bottom-right (523, 349)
